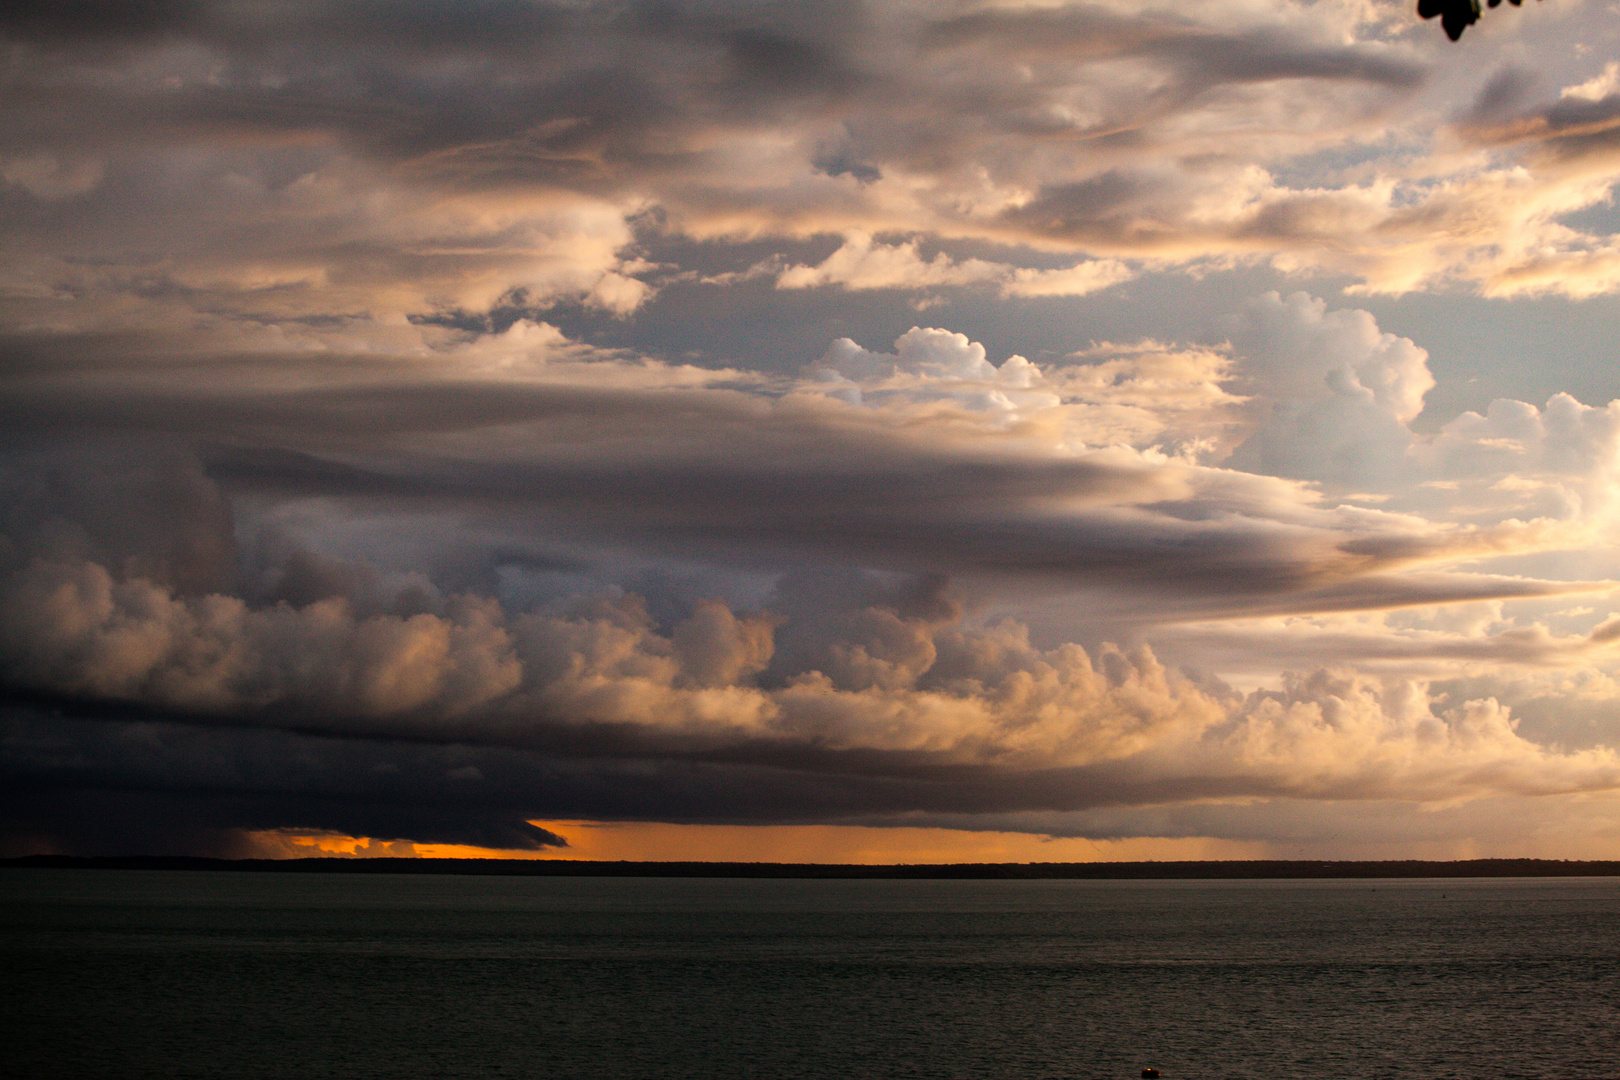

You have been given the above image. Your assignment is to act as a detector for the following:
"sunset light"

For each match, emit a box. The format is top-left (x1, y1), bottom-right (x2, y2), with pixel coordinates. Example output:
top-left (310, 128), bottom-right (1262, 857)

top-left (8, 6), bottom-right (1620, 1080)
top-left (3, 0), bottom-right (1619, 864)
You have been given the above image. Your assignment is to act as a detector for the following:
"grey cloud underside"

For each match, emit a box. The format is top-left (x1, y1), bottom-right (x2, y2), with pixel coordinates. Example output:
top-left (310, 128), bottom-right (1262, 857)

top-left (0, 371), bottom-right (1578, 617)
top-left (1462, 88), bottom-right (1620, 164)
top-left (2, 2), bottom-right (859, 152)
top-left (925, 10), bottom-right (1421, 96)
top-left (1162, 623), bottom-right (1617, 674)
top-left (0, 699), bottom-right (1412, 856)
top-left (6, 2), bottom-right (1620, 861)
top-left (0, 0), bottom-right (213, 42)
top-left (1, 706), bottom-right (574, 855)
top-left (848, 796), bottom-right (1599, 848)
top-left (0, 441), bottom-right (1604, 854)
top-left (0, 1), bottom-right (1423, 194)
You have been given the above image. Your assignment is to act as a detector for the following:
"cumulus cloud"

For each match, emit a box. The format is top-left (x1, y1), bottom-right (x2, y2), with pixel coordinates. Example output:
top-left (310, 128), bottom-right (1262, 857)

top-left (776, 232), bottom-right (1133, 297)
top-left (5, 2), bottom-right (1620, 858)
top-left (4, 296), bottom-right (1620, 854)
top-left (1423, 393), bottom-right (1620, 526)
top-left (5, 545), bottom-right (1618, 856)
top-left (1223, 291), bottom-right (1434, 489)
top-left (778, 234), bottom-right (1010, 292)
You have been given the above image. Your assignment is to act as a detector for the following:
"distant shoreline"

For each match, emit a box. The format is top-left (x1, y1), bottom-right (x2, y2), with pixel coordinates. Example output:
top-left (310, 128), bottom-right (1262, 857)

top-left (5, 855), bottom-right (1620, 879)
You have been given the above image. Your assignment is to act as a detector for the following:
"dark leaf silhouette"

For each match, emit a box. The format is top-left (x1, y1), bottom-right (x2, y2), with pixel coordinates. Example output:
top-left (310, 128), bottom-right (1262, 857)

top-left (1418, 0), bottom-right (1536, 42)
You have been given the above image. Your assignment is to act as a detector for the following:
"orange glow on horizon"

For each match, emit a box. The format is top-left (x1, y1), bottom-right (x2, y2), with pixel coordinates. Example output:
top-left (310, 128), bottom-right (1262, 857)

top-left (241, 822), bottom-right (1269, 863)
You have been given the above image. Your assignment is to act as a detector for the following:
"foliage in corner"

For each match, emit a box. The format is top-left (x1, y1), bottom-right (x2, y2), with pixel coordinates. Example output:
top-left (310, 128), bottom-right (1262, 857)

top-left (1418, 0), bottom-right (1539, 41)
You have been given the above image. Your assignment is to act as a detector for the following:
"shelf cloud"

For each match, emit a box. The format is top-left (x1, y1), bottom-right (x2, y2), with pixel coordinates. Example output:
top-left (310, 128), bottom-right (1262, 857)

top-left (4, 1), bottom-right (1620, 859)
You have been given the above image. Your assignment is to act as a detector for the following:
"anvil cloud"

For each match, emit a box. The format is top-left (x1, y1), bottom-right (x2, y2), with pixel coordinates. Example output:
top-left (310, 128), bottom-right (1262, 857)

top-left (3, 0), bottom-right (1620, 860)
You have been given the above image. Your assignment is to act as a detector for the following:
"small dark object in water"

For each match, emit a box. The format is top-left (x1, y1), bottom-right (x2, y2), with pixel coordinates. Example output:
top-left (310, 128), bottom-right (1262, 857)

top-left (1142, 1070), bottom-right (1160, 1078)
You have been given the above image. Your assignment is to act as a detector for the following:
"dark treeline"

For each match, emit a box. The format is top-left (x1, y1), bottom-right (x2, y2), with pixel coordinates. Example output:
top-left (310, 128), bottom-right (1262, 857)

top-left (5, 856), bottom-right (1620, 878)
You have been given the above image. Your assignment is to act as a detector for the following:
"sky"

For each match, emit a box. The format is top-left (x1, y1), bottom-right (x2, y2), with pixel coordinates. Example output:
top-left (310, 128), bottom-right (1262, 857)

top-left (3, 0), bottom-right (1620, 862)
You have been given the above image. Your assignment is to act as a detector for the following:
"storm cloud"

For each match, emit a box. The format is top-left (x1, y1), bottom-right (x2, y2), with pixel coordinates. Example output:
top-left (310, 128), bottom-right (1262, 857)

top-left (4, 1), bottom-right (1620, 859)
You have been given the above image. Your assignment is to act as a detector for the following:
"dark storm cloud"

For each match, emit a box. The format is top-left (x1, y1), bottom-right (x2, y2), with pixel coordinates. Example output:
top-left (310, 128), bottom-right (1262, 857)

top-left (2, 327), bottom-right (1594, 641)
top-left (5, 1), bottom-right (1620, 861)
top-left (0, 702), bottom-right (1073, 855)
top-left (0, 691), bottom-right (1389, 851)
top-left (7, 648), bottom-right (1615, 855)
top-left (0, 364), bottom-right (1552, 617)
top-left (0, 0), bottom-right (212, 42)
top-left (3, 394), bottom-right (1612, 858)
top-left (1, 0), bottom-right (567, 53)
top-left (0, 706), bottom-right (570, 855)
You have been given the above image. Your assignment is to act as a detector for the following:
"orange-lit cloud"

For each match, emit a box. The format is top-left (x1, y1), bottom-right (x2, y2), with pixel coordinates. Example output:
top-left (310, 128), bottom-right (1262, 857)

top-left (5, 0), bottom-right (1620, 863)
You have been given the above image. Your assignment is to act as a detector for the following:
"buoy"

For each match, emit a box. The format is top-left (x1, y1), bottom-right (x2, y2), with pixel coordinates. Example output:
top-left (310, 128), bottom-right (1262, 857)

top-left (1142, 1070), bottom-right (1160, 1078)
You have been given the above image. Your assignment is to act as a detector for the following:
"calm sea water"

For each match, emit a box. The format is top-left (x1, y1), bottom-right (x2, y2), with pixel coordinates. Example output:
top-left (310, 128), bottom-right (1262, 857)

top-left (2, 870), bottom-right (1618, 1080)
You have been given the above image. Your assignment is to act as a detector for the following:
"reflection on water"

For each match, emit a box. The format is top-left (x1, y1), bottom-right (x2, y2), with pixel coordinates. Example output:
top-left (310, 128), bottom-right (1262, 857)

top-left (4, 871), bottom-right (1618, 1079)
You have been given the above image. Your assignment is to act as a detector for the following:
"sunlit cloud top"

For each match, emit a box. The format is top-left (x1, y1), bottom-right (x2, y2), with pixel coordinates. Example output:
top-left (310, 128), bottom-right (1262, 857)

top-left (4, 0), bottom-right (1620, 861)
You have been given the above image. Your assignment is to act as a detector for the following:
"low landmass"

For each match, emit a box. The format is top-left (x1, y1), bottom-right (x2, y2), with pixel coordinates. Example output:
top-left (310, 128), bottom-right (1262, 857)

top-left (5, 855), bottom-right (1620, 878)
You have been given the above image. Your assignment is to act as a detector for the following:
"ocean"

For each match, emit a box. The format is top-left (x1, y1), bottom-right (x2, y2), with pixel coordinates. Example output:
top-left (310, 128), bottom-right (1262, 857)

top-left (3, 869), bottom-right (1617, 1079)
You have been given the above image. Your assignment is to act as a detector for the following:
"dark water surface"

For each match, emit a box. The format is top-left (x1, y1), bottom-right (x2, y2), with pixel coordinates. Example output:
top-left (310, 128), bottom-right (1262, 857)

top-left (3, 870), bottom-right (1617, 1080)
